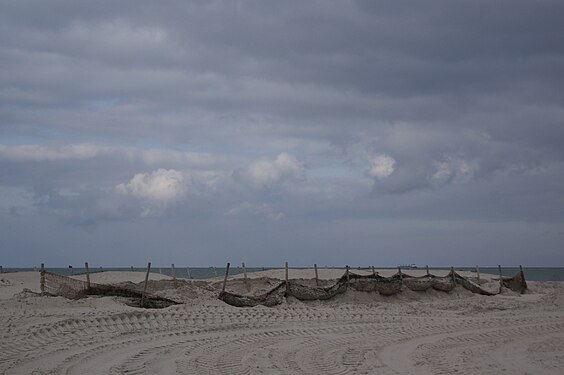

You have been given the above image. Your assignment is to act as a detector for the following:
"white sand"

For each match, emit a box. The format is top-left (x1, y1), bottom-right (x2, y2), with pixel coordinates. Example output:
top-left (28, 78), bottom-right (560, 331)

top-left (1, 269), bottom-right (563, 374)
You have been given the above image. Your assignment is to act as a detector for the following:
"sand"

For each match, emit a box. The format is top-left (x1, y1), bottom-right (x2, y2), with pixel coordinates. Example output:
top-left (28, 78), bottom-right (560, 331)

top-left (1, 269), bottom-right (563, 374)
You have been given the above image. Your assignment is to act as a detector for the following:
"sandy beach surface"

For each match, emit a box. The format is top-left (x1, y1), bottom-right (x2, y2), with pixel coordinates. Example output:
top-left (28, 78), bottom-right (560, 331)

top-left (1, 269), bottom-right (563, 374)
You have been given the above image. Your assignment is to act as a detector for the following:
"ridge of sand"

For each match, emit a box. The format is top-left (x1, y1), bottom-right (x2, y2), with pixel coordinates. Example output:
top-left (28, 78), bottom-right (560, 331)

top-left (1, 270), bottom-right (563, 374)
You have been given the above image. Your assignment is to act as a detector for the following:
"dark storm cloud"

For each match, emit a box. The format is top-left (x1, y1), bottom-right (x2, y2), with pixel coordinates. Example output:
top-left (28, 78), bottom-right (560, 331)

top-left (1, 1), bottom-right (563, 266)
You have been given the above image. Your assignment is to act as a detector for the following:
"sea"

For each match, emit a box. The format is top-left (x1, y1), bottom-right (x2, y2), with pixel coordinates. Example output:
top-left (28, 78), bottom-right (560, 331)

top-left (2, 266), bottom-right (564, 281)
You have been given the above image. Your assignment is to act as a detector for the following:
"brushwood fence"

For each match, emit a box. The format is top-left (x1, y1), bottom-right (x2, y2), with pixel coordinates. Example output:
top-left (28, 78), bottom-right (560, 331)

top-left (218, 268), bottom-right (527, 307)
top-left (42, 270), bottom-right (179, 308)
top-left (39, 264), bottom-right (527, 309)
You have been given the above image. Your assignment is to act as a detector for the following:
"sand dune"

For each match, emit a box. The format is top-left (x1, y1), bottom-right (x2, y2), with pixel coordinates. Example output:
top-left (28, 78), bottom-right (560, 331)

top-left (1, 270), bottom-right (563, 374)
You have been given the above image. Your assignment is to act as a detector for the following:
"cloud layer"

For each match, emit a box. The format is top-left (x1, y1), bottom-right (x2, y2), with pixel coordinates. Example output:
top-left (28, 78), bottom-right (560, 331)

top-left (1, 0), bottom-right (563, 266)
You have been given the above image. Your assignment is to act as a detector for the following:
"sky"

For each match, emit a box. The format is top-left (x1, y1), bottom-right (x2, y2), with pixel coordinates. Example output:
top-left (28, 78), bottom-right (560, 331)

top-left (1, 0), bottom-right (563, 268)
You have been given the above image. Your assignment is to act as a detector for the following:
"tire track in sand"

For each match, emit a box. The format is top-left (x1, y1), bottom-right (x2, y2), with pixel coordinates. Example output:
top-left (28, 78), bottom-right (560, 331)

top-left (2, 296), bottom-right (564, 374)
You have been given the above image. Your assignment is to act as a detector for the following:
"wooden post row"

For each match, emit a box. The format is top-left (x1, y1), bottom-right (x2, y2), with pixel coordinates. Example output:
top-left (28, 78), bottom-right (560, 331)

top-left (172, 263), bottom-right (177, 288)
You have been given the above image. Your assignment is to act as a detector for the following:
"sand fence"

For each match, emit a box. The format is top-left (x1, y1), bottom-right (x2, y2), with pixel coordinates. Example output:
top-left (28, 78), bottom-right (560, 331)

top-left (40, 263), bottom-right (180, 308)
top-left (37, 262), bottom-right (527, 308)
top-left (219, 265), bottom-right (527, 307)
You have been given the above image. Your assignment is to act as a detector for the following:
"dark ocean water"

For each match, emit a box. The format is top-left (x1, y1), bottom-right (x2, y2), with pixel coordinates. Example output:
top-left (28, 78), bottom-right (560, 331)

top-left (2, 266), bottom-right (564, 281)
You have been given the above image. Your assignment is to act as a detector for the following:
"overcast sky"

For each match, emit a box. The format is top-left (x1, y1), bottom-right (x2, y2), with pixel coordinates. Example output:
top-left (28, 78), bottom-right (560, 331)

top-left (1, 0), bottom-right (563, 268)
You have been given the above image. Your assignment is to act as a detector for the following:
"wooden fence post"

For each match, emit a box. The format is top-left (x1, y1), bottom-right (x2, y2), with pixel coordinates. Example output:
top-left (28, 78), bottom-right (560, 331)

top-left (141, 262), bottom-right (151, 307)
top-left (40, 263), bottom-right (45, 293)
top-left (242, 262), bottom-right (250, 292)
top-left (519, 265), bottom-right (524, 277)
top-left (314, 264), bottom-right (319, 286)
top-left (476, 265), bottom-right (480, 283)
top-left (172, 264), bottom-right (177, 288)
top-left (187, 267), bottom-right (192, 279)
top-left (372, 266), bottom-right (376, 277)
top-left (84, 262), bottom-right (90, 289)
top-left (498, 265), bottom-right (503, 289)
top-left (451, 266), bottom-right (456, 284)
top-left (285, 261), bottom-right (289, 292)
top-left (426, 265), bottom-right (430, 277)
top-left (398, 267), bottom-right (403, 286)
top-left (346, 265), bottom-right (350, 282)
top-left (222, 263), bottom-right (230, 293)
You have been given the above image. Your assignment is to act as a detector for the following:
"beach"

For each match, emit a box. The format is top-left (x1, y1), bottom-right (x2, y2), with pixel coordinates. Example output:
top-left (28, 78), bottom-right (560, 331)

top-left (1, 269), bottom-right (563, 374)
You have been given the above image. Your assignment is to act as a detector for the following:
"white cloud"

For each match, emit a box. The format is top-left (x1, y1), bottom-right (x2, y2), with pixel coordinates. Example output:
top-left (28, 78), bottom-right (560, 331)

top-left (116, 168), bottom-right (187, 216)
top-left (431, 157), bottom-right (478, 185)
top-left (368, 154), bottom-right (396, 179)
top-left (242, 153), bottom-right (305, 189)
top-left (225, 202), bottom-right (285, 221)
